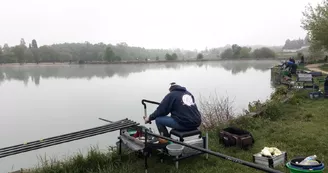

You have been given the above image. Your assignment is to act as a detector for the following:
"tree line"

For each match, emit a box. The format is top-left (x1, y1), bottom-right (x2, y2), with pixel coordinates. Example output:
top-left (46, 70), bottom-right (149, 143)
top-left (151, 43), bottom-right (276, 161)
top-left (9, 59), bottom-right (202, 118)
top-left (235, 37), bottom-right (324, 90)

top-left (219, 44), bottom-right (276, 59)
top-left (0, 39), bottom-right (278, 64)
top-left (0, 40), bottom-right (201, 64)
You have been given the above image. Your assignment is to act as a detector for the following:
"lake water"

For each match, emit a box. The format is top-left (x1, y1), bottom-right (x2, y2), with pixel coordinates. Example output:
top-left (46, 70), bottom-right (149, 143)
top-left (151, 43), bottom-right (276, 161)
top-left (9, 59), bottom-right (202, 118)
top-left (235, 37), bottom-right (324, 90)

top-left (0, 60), bottom-right (279, 172)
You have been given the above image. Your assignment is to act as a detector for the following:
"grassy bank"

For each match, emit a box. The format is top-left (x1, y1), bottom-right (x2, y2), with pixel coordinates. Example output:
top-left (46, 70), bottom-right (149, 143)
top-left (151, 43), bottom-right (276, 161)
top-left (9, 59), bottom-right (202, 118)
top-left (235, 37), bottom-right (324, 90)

top-left (319, 63), bottom-right (328, 71)
top-left (20, 74), bottom-right (328, 173)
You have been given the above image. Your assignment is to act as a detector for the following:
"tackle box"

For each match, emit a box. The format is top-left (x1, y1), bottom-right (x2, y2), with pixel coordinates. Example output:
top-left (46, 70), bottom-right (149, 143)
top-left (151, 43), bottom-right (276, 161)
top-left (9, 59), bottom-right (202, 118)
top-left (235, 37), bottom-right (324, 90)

top-left (253, 152), bottom-right (287, 168)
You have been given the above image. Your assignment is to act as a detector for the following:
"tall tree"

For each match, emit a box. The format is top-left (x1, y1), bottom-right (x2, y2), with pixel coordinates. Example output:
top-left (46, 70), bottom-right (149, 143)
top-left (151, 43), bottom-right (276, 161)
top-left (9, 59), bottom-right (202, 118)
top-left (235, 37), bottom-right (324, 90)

top-left (32, 39), bottom-right (38, 48)
top-left (31, 39), bottom-right (40, 64)
top-left (2, 44), bottom-right (14, 63)
top-left (302, 0), bottom-right (328, 51)
top-left (104, 46), bottom-right (115, 62)
top-left (232, 44), bottom-right (242, 58)
top-left (3, 43), bottom-right (10, 53)
top-left (20, 38), bottom-right (26, 48)
top-left (240, 47), bottom-right (252, 58)
top-left (12, 45), bottom-right (25, 64)
top-left (220, 48), bottom-right (234, 59)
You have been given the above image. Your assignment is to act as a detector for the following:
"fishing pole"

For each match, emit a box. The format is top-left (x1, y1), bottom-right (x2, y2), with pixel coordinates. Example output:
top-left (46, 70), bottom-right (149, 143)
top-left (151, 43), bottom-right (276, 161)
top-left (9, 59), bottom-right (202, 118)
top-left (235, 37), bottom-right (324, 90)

top-left (0, 122), bottom-right (139, 159)
top-left (0, 119), bottom-right (138, 155)
top-left (98, 117), bottom-right (113, 123)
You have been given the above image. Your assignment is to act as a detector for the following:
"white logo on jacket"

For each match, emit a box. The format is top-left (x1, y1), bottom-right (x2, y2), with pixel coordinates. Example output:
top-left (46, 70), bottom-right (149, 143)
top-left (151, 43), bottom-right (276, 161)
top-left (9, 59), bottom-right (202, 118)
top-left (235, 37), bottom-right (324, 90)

top-left (182, 94), bottom-right (195, 106)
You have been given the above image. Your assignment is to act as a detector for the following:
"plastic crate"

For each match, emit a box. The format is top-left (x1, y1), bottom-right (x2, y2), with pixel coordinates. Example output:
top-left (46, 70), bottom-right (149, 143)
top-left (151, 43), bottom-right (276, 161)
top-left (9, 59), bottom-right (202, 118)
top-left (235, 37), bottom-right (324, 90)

top-left (309, 92), bottom-right (322, 99)
top-left (253, 152), bottom-right (287, 168)
top-left (297, 74), bottom-right (313, 82)
top-left (182, 138), bottom-right (204, 156)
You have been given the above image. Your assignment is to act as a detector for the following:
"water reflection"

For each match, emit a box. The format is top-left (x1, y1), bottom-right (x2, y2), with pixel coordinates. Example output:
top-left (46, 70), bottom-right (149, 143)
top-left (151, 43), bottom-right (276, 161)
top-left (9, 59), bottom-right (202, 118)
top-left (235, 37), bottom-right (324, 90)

top-left (0, 60), bottom-right (279, 86)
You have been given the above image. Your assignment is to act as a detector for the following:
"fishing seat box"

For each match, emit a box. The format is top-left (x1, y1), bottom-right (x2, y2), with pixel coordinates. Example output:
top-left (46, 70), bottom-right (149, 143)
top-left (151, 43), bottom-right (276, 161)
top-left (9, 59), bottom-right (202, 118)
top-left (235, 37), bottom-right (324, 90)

top-left (253, 152), bottom-right (287, 168)
top-left (219, 127), bottom-right (254, 149)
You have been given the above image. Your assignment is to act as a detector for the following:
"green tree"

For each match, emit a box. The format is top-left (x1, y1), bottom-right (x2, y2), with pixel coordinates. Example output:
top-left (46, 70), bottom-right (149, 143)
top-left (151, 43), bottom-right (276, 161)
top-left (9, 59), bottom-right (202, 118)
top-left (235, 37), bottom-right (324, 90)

top-left (24, 49), bottom-right (34, 63)
top-left (114, 55), bottom-right (121, 62)
top-left (20, 38), bottom-right (26, 48)
top-left (240, 47), bottom-right (252, 58)
top-left (165, 53), bottom-right (172, 60)
top-left (297, 52), bottom-right (304, 59)
top-left (104, 46), bottom-right (115, 62)
top-left (3, 44), bottom-right (10, 53)
top-left (12, 45), bottom-right (25, 64)
top-left (232, 44), bottom-right (242, 58)
top-left (302, 1), bottom-right (328, 51)
top-left (171, 53), bottom-right (178, 60)
top-left (2, 44), bottom-right (15, 63)
top-left (220, 48), bottom-right (234, 59)
top-left (197, 53), bottom-right (204, 60)
top-left (32, 39), bottom-right (38, 48)
top-left (39, 46), bottom-right (58, 63)
top-left (252, 47), bottom-right (276, 58)
top-left (31, 39), bottom-right (40, 64)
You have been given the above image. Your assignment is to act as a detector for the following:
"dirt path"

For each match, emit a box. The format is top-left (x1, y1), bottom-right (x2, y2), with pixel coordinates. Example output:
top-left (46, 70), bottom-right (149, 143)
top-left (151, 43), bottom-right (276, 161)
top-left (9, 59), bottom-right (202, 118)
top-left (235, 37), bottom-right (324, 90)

top-left (306, 63), bottom-right (328, 74)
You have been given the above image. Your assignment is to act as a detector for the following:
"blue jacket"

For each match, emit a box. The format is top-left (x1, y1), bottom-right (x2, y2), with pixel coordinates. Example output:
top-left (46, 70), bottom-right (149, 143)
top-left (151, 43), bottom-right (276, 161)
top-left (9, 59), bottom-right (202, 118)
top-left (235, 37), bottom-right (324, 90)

top-left (149, 85), bottom-right (202, 129)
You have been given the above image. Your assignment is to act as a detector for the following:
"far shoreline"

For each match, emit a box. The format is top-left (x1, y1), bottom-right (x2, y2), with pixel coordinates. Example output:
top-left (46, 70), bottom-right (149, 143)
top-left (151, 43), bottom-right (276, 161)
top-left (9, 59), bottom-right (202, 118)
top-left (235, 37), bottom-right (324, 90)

top-left (0, 58), bottom-right (280, 67)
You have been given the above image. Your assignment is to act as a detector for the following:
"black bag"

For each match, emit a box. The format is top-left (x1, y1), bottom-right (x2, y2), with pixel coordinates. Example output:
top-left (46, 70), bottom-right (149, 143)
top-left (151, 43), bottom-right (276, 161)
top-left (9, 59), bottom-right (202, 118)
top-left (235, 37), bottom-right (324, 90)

top-left (219, 127), bottom-right (254, 149)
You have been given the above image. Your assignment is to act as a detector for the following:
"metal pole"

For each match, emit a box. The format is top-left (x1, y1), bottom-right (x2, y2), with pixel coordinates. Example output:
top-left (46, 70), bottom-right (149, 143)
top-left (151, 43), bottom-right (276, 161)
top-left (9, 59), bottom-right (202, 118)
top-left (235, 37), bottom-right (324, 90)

top-left (119, 129), bottom-right (122, 155)
top-left (206, 132), bottom-right (209, 159)
top-left (144, 129), bottom-right (148, 173)
top-left (141, 99), bottom-right (159, 125)
top-left (147, 132), bottom-right (283, 173)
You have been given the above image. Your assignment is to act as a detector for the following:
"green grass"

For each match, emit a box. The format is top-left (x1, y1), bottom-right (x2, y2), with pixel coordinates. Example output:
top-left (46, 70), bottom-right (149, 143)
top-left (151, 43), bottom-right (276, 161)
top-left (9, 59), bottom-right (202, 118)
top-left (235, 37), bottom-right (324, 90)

top-left (27, 86), bottom-right (328, 173)
top-left (319, 63), bottom-right (328, 72)
top-left (297, 64), bottom-right (309, 71)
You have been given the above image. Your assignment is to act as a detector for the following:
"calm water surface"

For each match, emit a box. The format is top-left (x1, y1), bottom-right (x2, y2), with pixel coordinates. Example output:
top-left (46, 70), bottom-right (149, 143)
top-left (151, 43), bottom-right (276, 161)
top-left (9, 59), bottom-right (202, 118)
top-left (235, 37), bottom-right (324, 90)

top-left (0, 60), bottom-right (279, 172)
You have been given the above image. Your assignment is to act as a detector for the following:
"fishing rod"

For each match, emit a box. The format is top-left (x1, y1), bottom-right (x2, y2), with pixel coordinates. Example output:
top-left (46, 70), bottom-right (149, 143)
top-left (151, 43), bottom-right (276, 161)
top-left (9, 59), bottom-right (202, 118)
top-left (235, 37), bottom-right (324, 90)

top-left (146, 131), bottom-right (283, 173)
top-left (0, 122), bottom-right (139, 159)
top-left (0, 121), bottom-right (137, 155)
top-left (98, 118), bottom-right (113, 123)
top-left (0, 120), bottom-right (137, 154)
top-left (0, 120), bottom-right (136, 154)
top-left (0, 119), bottom-right (129, 152)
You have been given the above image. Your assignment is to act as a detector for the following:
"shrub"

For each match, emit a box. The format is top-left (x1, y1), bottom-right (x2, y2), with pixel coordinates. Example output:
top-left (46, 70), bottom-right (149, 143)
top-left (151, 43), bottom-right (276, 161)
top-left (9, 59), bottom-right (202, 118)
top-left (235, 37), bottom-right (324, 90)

top-left (198, 92), bottom-right (235, 130)
top-left (271, 85), bottom-right (288, 100)
top-left (262, 101), bottom-right (284, 121)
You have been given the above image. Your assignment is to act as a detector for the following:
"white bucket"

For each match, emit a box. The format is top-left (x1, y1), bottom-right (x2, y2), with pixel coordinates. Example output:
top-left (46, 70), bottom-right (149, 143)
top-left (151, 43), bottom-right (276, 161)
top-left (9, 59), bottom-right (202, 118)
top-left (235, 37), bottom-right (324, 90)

top-left (166, 144), bottom-right (184, 156)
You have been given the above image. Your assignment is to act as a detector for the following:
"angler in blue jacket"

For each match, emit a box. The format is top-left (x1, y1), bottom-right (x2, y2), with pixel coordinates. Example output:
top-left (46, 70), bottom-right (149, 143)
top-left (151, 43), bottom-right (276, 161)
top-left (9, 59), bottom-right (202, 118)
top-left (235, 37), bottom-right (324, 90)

top-left (143, 83), bottom-right (202, 137)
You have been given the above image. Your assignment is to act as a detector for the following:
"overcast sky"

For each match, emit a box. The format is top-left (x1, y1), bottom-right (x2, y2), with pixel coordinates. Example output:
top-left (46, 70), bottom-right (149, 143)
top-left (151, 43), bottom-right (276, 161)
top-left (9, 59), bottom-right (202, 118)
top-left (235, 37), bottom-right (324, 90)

top-left (0, 0), bottom-right (322, 50)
